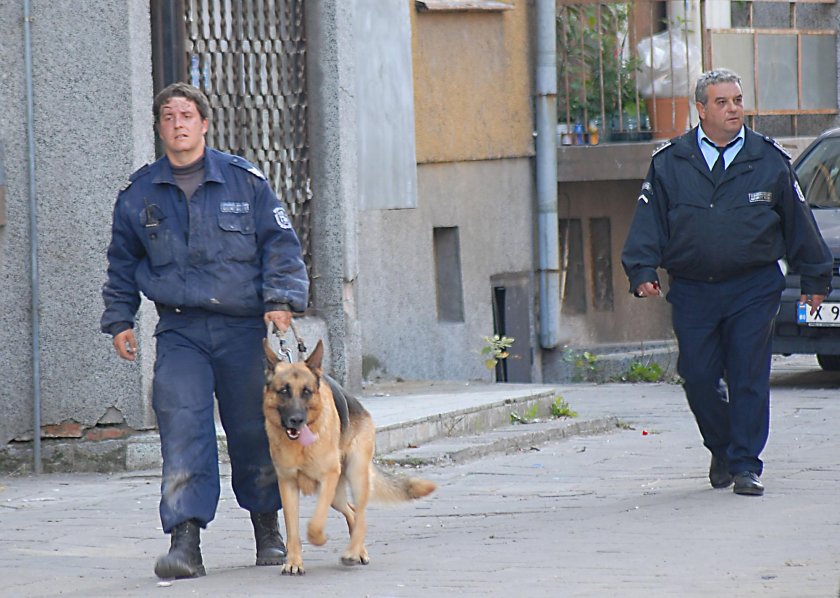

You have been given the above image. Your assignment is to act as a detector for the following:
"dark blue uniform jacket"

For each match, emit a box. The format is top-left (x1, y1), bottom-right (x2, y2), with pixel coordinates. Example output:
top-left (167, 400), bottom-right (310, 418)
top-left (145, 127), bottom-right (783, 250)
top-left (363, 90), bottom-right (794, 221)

top-left (101, 148), bottom-right (309, 335)
top-left (622, 127), bottom-right (832, 295)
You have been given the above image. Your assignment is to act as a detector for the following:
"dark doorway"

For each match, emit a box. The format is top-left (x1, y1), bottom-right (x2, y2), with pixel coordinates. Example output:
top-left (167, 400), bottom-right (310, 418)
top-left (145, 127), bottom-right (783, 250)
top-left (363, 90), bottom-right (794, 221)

top-left (491, 274), bottom-right (532, 383)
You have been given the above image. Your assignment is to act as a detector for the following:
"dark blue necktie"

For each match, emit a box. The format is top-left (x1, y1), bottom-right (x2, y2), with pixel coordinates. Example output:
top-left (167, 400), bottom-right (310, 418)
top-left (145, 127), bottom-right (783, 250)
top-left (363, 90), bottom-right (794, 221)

top-left (703, 138), bottom-right (738, 183)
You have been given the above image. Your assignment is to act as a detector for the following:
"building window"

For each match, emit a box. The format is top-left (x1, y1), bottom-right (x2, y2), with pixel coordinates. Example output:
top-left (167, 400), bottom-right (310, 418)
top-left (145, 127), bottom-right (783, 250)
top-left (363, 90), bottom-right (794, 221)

top-left (559, 218), bottom-right (586, 314)
top-left (433, 227), bottom-right (465, 322)
top-left (589, 217), bottom-right (614, 312)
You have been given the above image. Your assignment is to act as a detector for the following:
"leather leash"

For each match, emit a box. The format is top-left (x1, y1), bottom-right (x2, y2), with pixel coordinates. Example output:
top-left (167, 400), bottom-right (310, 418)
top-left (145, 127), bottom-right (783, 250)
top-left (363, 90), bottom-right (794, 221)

top-left (267, 320), bottom-right (308, 363)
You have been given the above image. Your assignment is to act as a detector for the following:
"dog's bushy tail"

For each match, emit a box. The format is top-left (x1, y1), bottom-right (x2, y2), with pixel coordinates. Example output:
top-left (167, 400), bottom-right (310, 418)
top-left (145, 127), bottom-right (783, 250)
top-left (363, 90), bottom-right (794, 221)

top-left (370, 466), bottom-right (436, 503)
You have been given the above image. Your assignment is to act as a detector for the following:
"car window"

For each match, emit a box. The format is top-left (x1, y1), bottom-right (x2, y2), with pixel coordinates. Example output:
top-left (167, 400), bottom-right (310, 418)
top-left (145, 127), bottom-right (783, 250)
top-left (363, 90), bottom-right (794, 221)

top-left (795, 137), bottom-right (840, 209)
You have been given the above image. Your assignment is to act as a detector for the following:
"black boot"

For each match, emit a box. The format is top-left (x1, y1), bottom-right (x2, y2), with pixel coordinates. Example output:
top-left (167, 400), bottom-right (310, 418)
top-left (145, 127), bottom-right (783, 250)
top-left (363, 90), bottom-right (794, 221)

top-left (154, 519), bottom-right (206, 579)
top-left (251, 511), bottom-right (287, 566)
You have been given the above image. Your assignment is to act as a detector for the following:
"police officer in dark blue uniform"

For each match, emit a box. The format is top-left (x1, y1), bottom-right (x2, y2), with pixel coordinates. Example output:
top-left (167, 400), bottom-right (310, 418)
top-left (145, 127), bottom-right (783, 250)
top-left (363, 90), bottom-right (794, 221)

top-left (622, 69), bottom-right (832, 496)
top-left (101, 83), bottom-right (309, 577)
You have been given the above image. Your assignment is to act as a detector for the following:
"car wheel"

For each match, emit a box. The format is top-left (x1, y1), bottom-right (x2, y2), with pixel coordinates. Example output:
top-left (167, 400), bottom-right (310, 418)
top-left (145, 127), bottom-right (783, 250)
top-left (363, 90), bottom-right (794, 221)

top-left (816, 354), bottom-right (840, 371)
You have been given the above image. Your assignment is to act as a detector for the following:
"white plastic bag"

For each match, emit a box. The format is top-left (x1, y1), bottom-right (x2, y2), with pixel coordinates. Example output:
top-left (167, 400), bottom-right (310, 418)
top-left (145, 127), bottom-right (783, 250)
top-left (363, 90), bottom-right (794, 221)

top-left (635, 30), bottom-right (701, 98)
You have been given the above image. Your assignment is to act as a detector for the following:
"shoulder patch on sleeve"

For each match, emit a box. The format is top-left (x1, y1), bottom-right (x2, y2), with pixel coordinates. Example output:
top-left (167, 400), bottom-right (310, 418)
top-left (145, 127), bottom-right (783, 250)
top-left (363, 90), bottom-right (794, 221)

top-left (793, 178), bottom-right (806, 203)
top-left (230, 156), bottom-right (266, 180)
top-left (762, 135), bottom-right (792, 160)
top-left (273, 206), bottom-right (293, 229)
top-left (651, 140), bottom-right (672, 157)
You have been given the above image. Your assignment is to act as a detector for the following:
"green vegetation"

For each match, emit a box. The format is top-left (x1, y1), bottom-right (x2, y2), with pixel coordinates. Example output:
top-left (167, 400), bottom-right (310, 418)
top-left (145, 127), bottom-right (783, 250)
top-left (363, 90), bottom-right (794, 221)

top-left (480, 335), bottom-right (515, 374)
top-left (620, 361), bottom-right (664, 383)
top-left (510, 403), bottom-right (540, 425)
top-left (550, 395), bottom-right (578, 418)
top-left (511, 395), bottom-right (577, 425)
top-left (562, 347), bottom-right (600, 382)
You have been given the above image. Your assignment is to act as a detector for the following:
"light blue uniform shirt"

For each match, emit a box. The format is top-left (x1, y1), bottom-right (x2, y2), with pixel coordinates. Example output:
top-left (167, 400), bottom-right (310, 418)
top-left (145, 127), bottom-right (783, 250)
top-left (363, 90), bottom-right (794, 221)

top-left (697, 125), bottom-right (745, 171)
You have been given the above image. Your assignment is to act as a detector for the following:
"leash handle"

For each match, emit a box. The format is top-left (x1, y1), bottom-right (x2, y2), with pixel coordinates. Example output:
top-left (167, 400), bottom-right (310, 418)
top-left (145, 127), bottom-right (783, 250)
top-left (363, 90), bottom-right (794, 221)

top-left (289, 321), bottom-right (308, 357)
top-left (267, 320), bottom-right (307, 362)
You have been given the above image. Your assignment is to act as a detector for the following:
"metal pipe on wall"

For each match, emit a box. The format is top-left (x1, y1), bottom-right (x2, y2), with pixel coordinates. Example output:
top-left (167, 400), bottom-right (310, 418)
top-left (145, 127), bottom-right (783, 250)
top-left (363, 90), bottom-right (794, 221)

top-left (534, 0), bottom-right (561, 349)
top-left (23, 0), bottom-right (43, 473)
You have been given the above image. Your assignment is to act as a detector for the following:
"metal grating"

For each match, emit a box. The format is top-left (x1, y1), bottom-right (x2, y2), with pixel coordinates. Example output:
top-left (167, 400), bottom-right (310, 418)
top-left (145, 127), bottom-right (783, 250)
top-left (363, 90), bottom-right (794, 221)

top-left (183, 0), bottom-right (312, 274)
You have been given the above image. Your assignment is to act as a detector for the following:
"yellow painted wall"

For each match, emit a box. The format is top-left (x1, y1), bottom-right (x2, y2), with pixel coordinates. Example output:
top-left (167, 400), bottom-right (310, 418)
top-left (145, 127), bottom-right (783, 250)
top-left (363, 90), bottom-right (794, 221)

top-left (410, 2), bottom-right (534, 164)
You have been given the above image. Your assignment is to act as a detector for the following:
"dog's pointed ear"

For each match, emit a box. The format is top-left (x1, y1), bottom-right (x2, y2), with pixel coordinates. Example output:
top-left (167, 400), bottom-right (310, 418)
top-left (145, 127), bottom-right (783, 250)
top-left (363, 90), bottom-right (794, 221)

top-left (305, 340), bottom-right (324, 373)
top-left (263, 338), bottom-right (281, 368)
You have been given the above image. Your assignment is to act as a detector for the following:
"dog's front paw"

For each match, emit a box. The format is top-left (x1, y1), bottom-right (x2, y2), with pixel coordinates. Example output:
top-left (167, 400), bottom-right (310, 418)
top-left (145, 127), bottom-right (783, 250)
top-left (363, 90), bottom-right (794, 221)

top-left (281, 560), bottom-right (305, 575)
top-left (307, 524), bottom-right (327, 546)
top-left (340, 548), bottom-right (370, 566)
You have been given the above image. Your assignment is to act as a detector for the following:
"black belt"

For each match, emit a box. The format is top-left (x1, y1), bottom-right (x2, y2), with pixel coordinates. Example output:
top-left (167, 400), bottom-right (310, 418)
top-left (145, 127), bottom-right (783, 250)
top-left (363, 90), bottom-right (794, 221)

top-left (155, 304), bottom-right (212, 317)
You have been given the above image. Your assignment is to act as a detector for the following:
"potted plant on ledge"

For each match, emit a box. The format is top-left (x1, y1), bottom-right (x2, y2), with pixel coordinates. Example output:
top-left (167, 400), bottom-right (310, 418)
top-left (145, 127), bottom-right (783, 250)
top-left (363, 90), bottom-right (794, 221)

top-left (556, 3), bottom-right (649, 144)
top-left (635, 26), bottom-right (701, 140)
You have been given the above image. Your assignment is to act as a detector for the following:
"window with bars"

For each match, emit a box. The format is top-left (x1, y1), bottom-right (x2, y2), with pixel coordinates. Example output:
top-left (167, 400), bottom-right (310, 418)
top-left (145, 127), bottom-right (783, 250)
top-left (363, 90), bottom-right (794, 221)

top-left (557, 0), bottom-right (838, 142)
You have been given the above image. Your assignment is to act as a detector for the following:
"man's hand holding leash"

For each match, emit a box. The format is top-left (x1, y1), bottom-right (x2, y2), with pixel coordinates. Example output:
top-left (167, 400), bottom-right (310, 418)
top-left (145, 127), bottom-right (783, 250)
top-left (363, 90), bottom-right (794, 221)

top-left (264, 310), bottom-right (292, 334)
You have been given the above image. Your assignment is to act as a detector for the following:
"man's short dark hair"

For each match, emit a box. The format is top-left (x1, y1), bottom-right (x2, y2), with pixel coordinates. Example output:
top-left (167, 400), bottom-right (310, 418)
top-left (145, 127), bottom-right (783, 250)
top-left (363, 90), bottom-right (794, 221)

top-left (153, 82), bottom-right (211, 124)
top-left (695, 69), bottom-right (742, 105)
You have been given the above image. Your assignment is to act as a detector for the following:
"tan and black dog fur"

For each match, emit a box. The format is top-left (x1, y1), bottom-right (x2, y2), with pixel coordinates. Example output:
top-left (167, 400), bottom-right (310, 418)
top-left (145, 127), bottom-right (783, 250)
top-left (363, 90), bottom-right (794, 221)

top-left (263, 340), bottom-right (436, 575)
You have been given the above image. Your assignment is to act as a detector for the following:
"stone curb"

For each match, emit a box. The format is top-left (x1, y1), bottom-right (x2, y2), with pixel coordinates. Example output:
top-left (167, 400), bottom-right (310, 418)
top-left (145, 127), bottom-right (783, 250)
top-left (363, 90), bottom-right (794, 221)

top-left (378, 415), bottom-right (622, 467)
top-left (0, 387), bottom-right (598, 474)
top-left (373, 389), bottom-right (559, 454)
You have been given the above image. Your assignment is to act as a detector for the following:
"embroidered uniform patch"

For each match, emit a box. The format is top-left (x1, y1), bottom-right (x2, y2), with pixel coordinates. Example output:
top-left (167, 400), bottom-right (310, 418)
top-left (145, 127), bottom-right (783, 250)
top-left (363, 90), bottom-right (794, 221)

top-left (748, 192), bottom-right (772, 204)
top-left (273, 206), bottom-right (292, 229)
top-left (220, 201), bottom-right (250, 214)
top-left (638, 181), bottom-right (652, 203)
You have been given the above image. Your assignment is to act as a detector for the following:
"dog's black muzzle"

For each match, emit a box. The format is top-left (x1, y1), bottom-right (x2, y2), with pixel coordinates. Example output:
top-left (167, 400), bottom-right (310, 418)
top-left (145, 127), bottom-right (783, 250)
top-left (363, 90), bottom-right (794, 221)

top-left (280, 409), bottom-right (307, 440)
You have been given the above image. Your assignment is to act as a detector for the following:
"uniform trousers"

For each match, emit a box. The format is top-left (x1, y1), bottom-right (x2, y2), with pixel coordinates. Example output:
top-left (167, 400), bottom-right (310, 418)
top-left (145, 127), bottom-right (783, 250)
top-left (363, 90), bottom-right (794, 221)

top-left (667, 264), bottom-right (785, 476)
top-left (152, 310), bottom-right (280, 533)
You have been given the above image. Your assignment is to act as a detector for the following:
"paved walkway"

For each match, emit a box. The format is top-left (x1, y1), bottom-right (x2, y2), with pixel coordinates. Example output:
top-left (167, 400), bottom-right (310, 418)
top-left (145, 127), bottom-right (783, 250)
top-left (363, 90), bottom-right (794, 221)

top-left (1, 356), bottom-right (839, 596)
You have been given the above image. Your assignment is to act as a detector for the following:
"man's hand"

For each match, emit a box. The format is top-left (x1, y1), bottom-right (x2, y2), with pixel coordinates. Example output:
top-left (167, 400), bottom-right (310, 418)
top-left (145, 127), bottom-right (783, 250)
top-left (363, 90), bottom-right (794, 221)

top-left (801, 293), bottom-right (826, 316)
top-left (635, 281), bottom-right (662, 298)
top-left (113, 329), bottom-right (137, 361)
top-left (264, 310), bottom-right (292, 334)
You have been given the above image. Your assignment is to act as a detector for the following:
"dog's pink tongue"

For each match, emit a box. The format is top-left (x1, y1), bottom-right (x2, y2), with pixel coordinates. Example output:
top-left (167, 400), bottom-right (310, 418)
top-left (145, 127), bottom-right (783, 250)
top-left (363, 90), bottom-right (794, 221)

top-left (298, 424), bottom-right (318, 447)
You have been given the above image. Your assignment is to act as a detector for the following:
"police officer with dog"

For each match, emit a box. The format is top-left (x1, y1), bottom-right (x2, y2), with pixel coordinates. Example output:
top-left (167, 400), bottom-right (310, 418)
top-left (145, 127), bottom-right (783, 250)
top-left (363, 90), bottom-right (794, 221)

top-left (622, 69), bottom-right (832, 496)
top-left (101, 82), bottom-right (309, 578)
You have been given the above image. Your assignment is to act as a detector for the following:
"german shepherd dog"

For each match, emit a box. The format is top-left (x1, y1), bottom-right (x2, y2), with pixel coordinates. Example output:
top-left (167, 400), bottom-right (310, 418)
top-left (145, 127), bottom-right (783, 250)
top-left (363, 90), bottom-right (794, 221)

top-left (262, 340), bottom-right (436, 575)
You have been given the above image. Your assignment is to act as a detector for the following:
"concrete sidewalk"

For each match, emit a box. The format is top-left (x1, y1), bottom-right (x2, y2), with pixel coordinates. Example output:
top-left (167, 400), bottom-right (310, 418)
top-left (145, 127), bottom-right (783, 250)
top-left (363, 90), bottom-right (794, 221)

top-left (2, 356), bottom-right (838, 597)
top-left (14, 380), bottom-right (596, 473)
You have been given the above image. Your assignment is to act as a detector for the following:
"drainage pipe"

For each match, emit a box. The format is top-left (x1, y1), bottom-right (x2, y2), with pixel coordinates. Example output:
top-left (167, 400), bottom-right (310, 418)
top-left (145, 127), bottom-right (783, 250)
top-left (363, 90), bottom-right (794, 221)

top-left (23, 0), bottom-right (42, 473)
top-left (534, 0), bottom-right (561, 349)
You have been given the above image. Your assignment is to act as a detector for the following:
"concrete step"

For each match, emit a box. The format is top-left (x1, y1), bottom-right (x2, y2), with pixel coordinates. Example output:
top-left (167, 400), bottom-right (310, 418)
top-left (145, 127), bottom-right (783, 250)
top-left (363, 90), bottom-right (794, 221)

top-left (3, 383), bottom-right (608, 473)
top-left (378, 415), bottom-right (622, 467)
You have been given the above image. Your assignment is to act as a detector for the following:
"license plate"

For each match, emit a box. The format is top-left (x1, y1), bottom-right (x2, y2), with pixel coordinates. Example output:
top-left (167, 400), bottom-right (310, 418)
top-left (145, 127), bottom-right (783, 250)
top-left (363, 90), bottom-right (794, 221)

top-left (798, 302), bottom-right (840, 326)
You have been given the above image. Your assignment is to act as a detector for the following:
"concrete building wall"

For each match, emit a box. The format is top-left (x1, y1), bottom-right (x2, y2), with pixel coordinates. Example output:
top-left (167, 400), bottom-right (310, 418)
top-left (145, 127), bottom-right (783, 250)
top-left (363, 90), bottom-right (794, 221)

top-left (352, 1), bottom-right (537, 382)
top-left (0, 1), bottom-right (156, 448)
top-left (305, 0), bottom-right (364, 391)
top-left (358, 158), bottom-right (535, 381)
top-left (411, 3), bottom-right (533, 163)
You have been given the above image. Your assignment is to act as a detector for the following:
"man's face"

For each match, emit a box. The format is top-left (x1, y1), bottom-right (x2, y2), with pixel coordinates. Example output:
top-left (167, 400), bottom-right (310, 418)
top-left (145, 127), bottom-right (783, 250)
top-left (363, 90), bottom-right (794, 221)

top-left (696, 81), bottom-right (744, 144)
top-left (158, 96), bottom-right (208, 165)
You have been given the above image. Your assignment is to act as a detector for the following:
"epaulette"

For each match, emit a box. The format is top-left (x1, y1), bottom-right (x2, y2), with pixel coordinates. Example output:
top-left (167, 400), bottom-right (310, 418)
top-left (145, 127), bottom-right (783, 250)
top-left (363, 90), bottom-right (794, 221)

top-left (230, 156), bottom-right (266, 180)
top-left (763, 135), bottom-right (792, 160)
top-left (120, 163), bottom-right (150, 192)
top-left (651, 140), bottom-right (672, 157)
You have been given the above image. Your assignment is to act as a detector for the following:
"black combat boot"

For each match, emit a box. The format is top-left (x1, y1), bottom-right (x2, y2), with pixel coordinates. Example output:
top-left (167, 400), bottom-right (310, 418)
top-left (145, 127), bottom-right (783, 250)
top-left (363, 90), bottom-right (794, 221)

top-left (251, 511), bottom-right (287, 566)
top-left (154, 519), bottom-right (206, 579)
